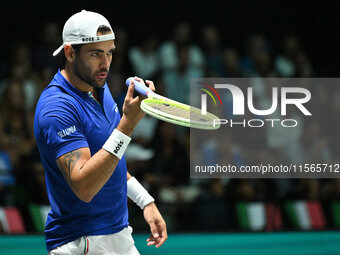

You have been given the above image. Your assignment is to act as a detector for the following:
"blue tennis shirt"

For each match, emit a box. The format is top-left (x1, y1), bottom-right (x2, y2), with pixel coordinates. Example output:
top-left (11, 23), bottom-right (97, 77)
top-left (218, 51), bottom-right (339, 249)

top-left (34, 70), bottom-right (128, 251)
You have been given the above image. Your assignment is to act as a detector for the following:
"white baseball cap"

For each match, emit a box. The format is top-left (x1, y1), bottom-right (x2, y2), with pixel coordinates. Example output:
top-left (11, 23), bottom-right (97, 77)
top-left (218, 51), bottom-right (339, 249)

top-left (53, 10), bottom-right (115, 56)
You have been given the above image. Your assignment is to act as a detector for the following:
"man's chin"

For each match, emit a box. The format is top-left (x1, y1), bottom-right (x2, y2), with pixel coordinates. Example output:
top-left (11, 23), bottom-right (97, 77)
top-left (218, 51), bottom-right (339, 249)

top-left (94, 79), bottom-right (106, 88)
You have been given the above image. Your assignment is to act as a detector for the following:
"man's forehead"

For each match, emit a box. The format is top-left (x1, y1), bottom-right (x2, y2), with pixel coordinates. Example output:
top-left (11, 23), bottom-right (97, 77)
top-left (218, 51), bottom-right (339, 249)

top-left (83, 40), bottom-right (115, 51)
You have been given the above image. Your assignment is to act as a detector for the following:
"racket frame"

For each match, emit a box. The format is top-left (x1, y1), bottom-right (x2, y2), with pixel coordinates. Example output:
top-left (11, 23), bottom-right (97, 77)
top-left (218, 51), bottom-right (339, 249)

top-left (126, 77), bottom-right (220, 130)
top-left (141, 94), bottom-right (220, 130)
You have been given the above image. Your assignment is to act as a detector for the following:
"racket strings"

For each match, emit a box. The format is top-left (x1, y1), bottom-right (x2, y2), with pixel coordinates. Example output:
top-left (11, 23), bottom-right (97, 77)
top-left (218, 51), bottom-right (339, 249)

top-left (144, 101), bottom-right (211, 122)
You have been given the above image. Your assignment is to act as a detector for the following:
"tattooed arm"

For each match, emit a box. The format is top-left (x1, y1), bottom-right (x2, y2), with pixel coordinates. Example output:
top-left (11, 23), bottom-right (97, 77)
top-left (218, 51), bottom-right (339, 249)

top-left (56, 77), bottom-right (150, 202)
top-left (56, 147), bottom-right (120, 202)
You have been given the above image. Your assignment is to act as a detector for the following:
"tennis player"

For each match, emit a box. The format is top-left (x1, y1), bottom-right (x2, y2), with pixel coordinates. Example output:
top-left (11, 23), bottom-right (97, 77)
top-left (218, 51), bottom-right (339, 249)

top-left (34, 10), bottom-right (167, 254)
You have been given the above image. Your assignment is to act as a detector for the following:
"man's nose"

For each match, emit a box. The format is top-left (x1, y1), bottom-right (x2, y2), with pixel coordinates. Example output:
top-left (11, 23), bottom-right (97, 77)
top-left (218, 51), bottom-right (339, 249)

top-left (99, 55), bottom-right (110, 69)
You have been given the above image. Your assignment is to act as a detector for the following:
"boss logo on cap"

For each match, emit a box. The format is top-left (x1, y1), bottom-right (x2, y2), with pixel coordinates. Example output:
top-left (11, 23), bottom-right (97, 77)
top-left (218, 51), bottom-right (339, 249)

top-left (82, 36), bottom-right (100, 42)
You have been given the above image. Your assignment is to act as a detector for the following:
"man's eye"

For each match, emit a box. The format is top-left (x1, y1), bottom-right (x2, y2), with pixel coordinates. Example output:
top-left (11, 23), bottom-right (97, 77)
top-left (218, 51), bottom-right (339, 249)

top-left (91, 53), bottom-right (98, 57)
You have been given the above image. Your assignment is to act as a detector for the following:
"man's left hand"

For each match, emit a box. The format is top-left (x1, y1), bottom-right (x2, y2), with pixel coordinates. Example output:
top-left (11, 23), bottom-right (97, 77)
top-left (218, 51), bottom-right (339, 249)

top-left (143, 202), bottom-right (168, 248)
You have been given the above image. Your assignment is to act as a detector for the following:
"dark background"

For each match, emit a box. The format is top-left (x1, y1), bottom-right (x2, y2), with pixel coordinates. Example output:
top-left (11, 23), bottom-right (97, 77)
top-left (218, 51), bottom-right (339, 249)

top-left (1, 1), bottom-right (340, 76)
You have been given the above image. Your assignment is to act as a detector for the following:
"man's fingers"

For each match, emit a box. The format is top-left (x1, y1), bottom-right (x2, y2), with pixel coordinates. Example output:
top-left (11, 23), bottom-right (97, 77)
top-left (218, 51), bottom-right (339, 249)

top-left (146, 224), bottom-right (167, 248)
top-left (145, 80), bottom-right (155, 92)
top-left (131, 76), bottom-right (156, 93)
top-left (146, 235), bottom-right (160, 247)
top-left (130, 95), bottom-right (141, 103)
top-left (134, 76), bottom-right (143, 83)
top-left (147, 241), bottom-right (157, 246)
top-left (155, 225), bottom-right (167, 248)
top-left (156, 236), bottom-right (166, 248)
top-left (149, 221), bottom-right (159, 239)
top-left (152, 220), bottom-right (167, 247)
top-left (126, 80), bottom-right (135, 98)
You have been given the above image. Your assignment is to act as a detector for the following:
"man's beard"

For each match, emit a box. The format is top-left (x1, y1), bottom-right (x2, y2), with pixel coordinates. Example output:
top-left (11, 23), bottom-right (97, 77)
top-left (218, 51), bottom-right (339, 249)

top-left (73, 57), bottom-right (108, 88)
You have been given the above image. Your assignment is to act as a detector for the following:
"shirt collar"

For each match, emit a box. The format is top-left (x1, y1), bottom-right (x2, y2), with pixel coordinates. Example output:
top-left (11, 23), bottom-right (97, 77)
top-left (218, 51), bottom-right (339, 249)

top-left (51, 69), bottom-right (106, 99)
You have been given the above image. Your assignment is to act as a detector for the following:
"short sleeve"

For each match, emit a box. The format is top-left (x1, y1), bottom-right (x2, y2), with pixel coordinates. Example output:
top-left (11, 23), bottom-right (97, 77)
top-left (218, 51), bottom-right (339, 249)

top-left (37, 98), bottom-right (89, 159)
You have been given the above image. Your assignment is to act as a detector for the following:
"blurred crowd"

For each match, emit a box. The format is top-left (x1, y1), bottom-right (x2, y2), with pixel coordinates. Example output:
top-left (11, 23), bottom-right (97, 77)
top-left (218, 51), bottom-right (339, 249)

top-left (0, 21), bottom-right (339, 232)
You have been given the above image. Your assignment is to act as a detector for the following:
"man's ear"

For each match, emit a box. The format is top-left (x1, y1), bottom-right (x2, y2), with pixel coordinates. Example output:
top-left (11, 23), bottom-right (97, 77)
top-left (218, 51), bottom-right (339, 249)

top-left (64, 45), bottom-right (76, 63)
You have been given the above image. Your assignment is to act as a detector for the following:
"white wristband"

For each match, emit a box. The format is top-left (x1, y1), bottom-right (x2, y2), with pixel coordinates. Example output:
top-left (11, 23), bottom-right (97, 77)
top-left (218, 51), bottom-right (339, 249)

top-left (127, 177), bottom-right (154, 210)
top-left (102, 129), bottom-right (131, 159)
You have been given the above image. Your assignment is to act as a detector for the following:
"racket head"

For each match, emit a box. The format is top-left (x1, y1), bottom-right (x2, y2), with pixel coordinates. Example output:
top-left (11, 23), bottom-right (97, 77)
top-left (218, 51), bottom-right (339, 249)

top-left (140, 98), bottom-right (220, 130)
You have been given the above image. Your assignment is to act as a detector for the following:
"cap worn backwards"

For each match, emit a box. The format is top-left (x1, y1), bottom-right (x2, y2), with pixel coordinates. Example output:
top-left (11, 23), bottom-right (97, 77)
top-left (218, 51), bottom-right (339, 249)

top-left (53, 10), bottom-right (115, 56)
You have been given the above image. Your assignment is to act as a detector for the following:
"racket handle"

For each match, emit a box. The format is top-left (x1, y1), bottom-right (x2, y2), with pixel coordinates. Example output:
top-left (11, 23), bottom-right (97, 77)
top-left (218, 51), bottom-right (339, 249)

top-left (126, 77), bottom-right (152, 96)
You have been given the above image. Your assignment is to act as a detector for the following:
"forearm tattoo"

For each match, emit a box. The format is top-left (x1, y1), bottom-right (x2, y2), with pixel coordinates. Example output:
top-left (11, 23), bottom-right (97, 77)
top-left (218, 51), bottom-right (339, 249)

top-left (57, 149), bottom-right (82, 185)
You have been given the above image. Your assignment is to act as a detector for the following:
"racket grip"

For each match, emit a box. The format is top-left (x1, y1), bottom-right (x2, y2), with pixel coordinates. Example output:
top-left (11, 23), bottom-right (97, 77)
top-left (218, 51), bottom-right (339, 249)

top-left (125, 77), bottom-right (152, 96)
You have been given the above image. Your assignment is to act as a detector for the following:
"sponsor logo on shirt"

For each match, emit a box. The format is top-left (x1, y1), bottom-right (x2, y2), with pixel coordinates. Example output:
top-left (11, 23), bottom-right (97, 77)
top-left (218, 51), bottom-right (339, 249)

top-left (57, 125), bottom-right (77, 138)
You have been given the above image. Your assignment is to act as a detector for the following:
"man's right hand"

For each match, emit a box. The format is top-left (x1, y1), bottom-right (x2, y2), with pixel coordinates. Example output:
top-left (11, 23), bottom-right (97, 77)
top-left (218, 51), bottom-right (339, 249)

top-left (117, 77), bottom-right (155, 137)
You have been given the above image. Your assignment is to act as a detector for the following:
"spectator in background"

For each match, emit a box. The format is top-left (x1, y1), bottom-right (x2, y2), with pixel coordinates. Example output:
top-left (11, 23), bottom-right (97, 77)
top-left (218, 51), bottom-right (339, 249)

top-left (132, 115), bottom-right (159, 147)
top-left (21, 146), bottom-right (49, 204)
top-left (193, 178), bottom-right (229, 230)
top-left (274, 36), bottom-right (300, 77)
top-left (0, 42), bottom-right (40, 110)
top-left (38, 66), bottom-right (55, 95)
top-left (274, 35), bottom-right (313, 78)
top-left (31, 22), bottom-right (60, 96)
top-left (309, 83), bottom-right (329, 124)
top-left (222, 48), bottom-right (243, 77)
top-left (200, 25), bottom-right (224, 76)
top-left (251, 50), bottom-right (276, 77)
top-left (6, 43), bottom-right (32, 71)
top-left (0, 64), bottom-right (39, 111)
top-left (0, 81), bottom-right (36, 168)
top-left (241, 34), bottom-right (271, 76)
top-left (110, 28), bottom-right (133, 76)
top-left (0, 114), bottom-right (6, 150)
top-left (290, 119), bottom-right (331, 200)
top-left (143, 121), bottom-right (191, 231)
top-left (294, 51), bottom-right (313, 77)
top-left (295, 179), bottom-right (321, 200)
top-left (33, 22), bottom-right (61, 73)
top-left (15, 43), bottom-right (31, 66)
top-left (159, 21), bottom-right (204, 72)
top-left (0, 55), bottom-right (31, 207)
top-left (128, 26), bottom-right (160, 79)
top-left (160, 22), bottom-right (204, 107)
top-left (301, 120), bottom-right (331, 164)
top-left (162, 45), bottom-right (203, 105)
top-left (147, 122), bottom-right (189, 200)
top-left (0, 127), bottom-right (16, 206)
top-left (322, 179), bottom-right (340, 200)
top-left (0, 77), bottom-right (44, 208)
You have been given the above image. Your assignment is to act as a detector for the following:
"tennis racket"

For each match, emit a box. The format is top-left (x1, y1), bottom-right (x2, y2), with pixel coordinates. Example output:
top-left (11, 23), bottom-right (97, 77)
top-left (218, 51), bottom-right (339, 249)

top-left (125, 77), bottom-right (220, 130)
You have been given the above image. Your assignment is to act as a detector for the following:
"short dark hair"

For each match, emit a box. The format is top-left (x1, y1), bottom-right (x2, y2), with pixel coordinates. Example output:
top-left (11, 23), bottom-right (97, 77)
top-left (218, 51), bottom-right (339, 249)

top-left (57, 25), bottom-right (112, 68)
top-left (97, 25), bottom-right (112, 34)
